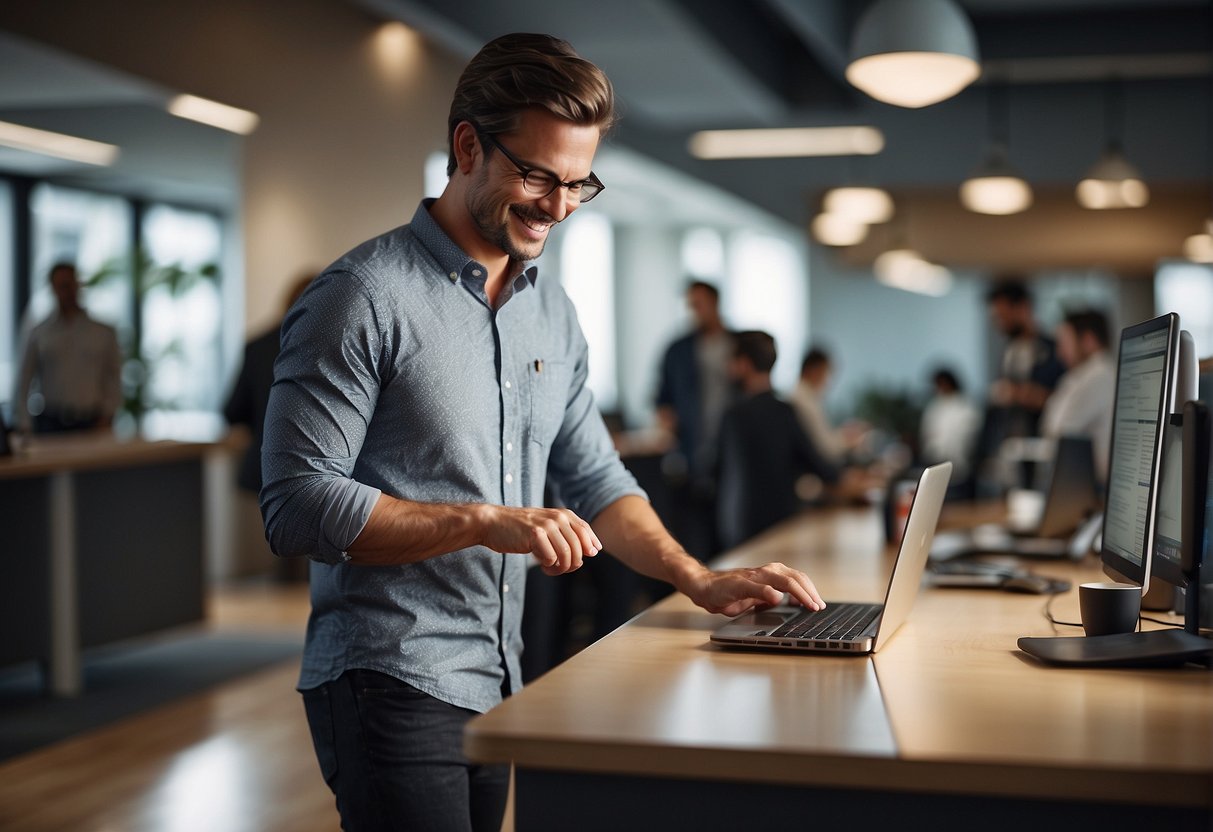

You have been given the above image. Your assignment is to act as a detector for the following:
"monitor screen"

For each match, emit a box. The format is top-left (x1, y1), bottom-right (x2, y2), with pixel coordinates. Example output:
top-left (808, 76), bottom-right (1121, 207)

top-left (1153, 402), bottom-right (1211, 588)
top-left (1101, 313), bottom-right (1179, 590)
top-left (1153, 419), bottom-right (1184, 582)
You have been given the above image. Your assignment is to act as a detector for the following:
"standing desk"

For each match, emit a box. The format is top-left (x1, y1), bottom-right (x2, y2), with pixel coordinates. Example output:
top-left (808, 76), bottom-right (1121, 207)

top-left (0, 434), bottom-right (221, 695)
top-left (465, 505), bottom-right (1213, 831)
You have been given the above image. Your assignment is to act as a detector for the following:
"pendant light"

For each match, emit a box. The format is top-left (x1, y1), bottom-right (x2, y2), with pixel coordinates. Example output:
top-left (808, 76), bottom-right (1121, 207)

top-left (1076, 79), bottom-right (1149, 210)
top-left (960, 82), bottom-right (1033, 215)
top-left (846, 0), bottom-right (981, 109)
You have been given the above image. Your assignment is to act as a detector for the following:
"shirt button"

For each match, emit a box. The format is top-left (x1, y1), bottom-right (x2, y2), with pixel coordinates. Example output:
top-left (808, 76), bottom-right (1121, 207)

top-left (504, 380), bottom-right (511, 389)
top-left (448, 271), bottom-right (457, 281)
top-left (503, 583), bottom-right (510, 593)
top-left (505, 473), bottom-right (514, 484)
top-left (472, 269), bottom-right (482, 277)
top-left (506, 442), bottom-right (513, 452)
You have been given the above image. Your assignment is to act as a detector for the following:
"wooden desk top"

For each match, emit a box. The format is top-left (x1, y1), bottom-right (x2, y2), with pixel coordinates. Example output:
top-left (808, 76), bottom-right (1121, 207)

top-left (0, 433), bottom-right (226, 480)
top-left (465, 505), bottom-right (1213, 807)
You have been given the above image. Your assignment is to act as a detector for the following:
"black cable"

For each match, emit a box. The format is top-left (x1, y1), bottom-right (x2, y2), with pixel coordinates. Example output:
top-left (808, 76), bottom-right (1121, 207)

top-left (1043, 591), bottom-right (1082, 630)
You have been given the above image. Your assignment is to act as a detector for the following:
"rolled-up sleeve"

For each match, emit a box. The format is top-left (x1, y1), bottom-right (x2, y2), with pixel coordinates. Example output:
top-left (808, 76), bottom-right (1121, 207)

top-left (260, 271), bottom-right (384, 563)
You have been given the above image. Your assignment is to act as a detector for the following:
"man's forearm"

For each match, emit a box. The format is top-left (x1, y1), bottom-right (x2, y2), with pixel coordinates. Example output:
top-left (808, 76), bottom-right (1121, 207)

top-left (348, 493), bottom-right (488, 566)
top-left (590, 495), bottom-right (708, 595)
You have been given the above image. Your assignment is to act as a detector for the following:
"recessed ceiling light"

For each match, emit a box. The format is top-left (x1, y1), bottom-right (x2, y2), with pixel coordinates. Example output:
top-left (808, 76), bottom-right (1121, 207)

top-left (688, 126), bottom-right (884, 159)
top-left (167, 94), bottom-right (260, 135)
top-left (0, 119), bottom-right (119, 166)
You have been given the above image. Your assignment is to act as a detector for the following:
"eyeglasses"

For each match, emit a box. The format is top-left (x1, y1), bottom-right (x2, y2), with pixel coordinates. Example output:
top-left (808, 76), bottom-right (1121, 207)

top-left (479, 131), bottom-right (605, 204)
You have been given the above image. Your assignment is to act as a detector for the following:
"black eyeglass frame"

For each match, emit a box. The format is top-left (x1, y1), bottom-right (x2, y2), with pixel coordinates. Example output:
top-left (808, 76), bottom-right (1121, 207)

top-left (477, 130), bottom-right (605, 204)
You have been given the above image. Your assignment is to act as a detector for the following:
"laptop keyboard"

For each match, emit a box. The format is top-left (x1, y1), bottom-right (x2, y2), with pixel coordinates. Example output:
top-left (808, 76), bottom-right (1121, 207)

top-left (768, 603), bottom-right (883, 640)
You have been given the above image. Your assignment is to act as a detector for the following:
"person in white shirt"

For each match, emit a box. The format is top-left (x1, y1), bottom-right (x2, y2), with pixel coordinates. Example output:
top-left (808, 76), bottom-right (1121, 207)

top-left (790, 347), bottom-right (849, 466)
top-left (1040, 309), bottom-right (1115, 481)
top-left (920, 367), bottom-right (981, 485)
top-left (14, 262), bottom-right (122, 434)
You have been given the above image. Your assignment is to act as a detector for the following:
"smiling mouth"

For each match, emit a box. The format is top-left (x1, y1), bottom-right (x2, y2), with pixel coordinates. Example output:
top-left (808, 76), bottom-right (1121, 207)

top-left (512, 207), bottom-right (554, 236)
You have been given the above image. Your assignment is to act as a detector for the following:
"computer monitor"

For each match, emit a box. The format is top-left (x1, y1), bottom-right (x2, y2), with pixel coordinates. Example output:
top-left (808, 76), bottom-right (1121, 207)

top-left (1100, 313), bottom-right (1180, 593)
top-left (1151, 401), bottom-right (1209, 634)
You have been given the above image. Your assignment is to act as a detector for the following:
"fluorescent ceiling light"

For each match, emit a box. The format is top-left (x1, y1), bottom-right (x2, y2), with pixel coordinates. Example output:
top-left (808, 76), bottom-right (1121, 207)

top-left (847, 0), bottom-right (981, 108)
top-left (688, 126), bottom-right (884, 159)
top-left (823, 186), bottom-right (894, 224)
top-left (167, 94), bottom-right (260, 135)
top-left (0, 119), bottom-right (119, 166)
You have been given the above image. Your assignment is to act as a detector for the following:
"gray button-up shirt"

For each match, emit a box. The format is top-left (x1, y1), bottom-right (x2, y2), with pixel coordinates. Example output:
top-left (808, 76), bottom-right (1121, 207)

top-left (261, 201), bottom-right (644, 712)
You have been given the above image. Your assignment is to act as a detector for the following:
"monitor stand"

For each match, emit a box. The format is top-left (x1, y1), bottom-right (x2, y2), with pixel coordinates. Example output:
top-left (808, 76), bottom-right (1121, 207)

top-left (1018, 560), bottom-right (1211, 669)
top-left (1017, 629), bottom-right (1211, 668)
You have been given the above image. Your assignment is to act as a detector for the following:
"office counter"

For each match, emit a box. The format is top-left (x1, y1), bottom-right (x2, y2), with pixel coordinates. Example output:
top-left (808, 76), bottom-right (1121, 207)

top-left (465, 505), bottom-right (1213, 831)
top-left (0, 434), bottom-right (225, 695)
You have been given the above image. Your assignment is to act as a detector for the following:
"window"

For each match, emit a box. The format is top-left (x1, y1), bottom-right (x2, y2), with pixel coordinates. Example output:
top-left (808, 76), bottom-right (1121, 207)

top-left (140, 204), bottom-right (224, 425)
top-left (28, 184), bottom-right (133, 345)
top-left (559, 212), bottom-right (617, 411)
top-left (1156, 260), bottom-right (1213, 358)
top-left (682, 227), bottom-right (725, 280)
top-left (723, 231), bottom-right (808, 392)
top-left (425, 151), bottom-right (448, 199)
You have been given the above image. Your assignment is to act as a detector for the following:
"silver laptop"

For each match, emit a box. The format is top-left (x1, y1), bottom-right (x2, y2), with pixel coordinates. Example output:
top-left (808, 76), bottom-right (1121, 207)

top-left (711, 461), bottom-right (952, 655)
top-left (930, 436), bottom-right (1100, 562)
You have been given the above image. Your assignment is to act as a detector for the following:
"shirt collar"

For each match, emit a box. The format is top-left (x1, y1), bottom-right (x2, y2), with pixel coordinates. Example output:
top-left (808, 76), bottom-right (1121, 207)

top-left (411, 199), bottom-right (539, 292)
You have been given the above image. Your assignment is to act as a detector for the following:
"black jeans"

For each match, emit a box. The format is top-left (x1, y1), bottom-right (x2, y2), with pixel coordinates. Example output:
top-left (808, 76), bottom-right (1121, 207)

top-left (302, 669), bottom-right (510, 832)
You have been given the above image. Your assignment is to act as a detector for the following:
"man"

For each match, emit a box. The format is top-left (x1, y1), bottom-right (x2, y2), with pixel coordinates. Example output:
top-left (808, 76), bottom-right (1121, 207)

top-left (985, 279), bottom-right (1065, 438)
top-left (261, 33), bottom-right (824, 831)
top-left (980, 279), bottom-right (1065, 490)
top-left (223, 272), bottom-right (314, 580)
top-left (14, 262), bottom-right (122, 434)
top-left (789, 346), bottom-right (849, 467)
top-left (655, 280), bottom-right (735, 478)
top-left (1040, 309), bottom-right (1115, 481)
top-left (654, 280), bottom-right (735, 557)
top-left (716, 331), bottom-right (841, 550)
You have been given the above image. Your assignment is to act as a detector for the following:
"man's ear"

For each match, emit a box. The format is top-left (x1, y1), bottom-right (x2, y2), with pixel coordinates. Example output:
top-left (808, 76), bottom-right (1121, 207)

top-left (451, 121), bottom-right (481, 175)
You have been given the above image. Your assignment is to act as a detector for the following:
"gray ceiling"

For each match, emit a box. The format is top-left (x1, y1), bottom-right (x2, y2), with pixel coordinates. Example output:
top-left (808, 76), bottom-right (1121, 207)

top-left (355, 0), bottom-right (1213, 231)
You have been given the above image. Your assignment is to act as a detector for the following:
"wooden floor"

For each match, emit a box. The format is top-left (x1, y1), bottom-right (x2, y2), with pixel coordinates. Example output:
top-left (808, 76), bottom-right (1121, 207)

top-left (0, 580), bottom-right (517, 832)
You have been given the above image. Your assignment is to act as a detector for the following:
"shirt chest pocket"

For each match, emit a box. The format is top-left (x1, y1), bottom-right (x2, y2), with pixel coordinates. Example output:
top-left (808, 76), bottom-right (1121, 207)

top-left (526, 359), bottom-right (571, 449)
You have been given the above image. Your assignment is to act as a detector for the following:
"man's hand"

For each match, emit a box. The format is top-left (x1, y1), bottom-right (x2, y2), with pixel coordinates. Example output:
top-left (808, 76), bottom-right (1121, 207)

top-left (478, 505), bottom-right (602, 576)
top-left (679, 561), bottom-right (825, 618)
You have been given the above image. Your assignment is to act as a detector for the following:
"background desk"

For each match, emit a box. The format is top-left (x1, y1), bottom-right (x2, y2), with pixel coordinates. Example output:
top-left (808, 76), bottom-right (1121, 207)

top-left (0, 435), bottom-right (222, 695)
top-left (465, 505), bottom-right (1213, 831)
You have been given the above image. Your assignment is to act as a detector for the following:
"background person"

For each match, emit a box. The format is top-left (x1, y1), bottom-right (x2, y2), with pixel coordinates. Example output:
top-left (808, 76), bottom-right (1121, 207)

top-left (654, 279), bottom-right (736, 557)
top-left (13, 262), bottom-right (122, 435)
top-left (1040, 308), bottom-right (1115, 481)
top-left (715, 331), bottom-right (842, 550)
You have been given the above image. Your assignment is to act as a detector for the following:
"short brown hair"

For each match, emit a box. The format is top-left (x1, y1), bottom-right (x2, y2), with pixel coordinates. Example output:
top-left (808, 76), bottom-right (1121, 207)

top-left (446, 33), bottom-right (616, 175)
top-left (734, 331), bottom-right (777, 374)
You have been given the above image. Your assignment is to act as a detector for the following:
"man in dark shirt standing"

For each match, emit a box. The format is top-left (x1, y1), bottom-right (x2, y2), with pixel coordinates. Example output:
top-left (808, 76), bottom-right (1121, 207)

top-left (262, 34), bottom-right (826, 831)
top-left (716, 331), bottom-right (841, 550)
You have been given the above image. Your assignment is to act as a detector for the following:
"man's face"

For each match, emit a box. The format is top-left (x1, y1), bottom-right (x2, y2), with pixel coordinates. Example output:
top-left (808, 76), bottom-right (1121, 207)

top-left (989, 298), bottom-right (1027, 337)
top-left (686, 287), bottom-right (719, 330)
top-left (50, 267), bottom-right (79, 310)
top-left (466, 108), bottom-right (600, 263)
top-left (1052, 322), bottom-right (1081, 368)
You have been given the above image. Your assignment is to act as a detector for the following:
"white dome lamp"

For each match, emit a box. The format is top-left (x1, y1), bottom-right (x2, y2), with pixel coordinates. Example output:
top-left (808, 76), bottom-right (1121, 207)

top-left (960, 83), bottom-right (1032, 215)
top-left (847, 0), bottom-right (981, 108)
